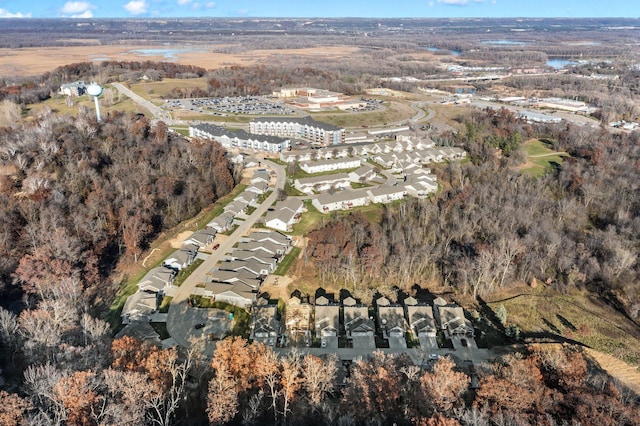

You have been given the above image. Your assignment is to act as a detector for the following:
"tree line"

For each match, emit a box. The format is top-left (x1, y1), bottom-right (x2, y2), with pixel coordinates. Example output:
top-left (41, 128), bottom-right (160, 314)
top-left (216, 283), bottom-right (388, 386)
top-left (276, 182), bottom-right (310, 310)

top-left (0, 331), bottom-right (636, 426)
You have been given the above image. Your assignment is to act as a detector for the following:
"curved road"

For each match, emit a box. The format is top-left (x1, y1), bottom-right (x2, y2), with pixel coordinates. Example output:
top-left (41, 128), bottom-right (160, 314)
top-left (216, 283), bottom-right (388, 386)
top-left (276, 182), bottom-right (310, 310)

top-left (166, 159), bottom-right (286, 350)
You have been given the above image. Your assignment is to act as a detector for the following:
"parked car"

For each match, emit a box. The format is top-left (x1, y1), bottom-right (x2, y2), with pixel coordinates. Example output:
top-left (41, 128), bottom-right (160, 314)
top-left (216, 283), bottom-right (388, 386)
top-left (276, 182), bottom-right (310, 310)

top-left (213, 243), bottom-right (220, 250)
top-left (194, 323), bottom-right (205, 329)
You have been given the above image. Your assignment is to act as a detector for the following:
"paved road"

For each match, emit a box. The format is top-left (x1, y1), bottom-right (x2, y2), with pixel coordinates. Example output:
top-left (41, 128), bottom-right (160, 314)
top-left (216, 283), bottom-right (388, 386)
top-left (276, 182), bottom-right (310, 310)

top-left (274, 346), bottom-right (491, 366)
top-left (166, 159), bottom-right (286, 349)
top-left (111, 82), bottom-right (173, 124)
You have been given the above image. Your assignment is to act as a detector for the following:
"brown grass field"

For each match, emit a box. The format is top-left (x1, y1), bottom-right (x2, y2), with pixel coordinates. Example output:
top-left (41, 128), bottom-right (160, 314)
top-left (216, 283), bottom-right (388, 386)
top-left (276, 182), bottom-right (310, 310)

top-left (0, 44), bottom-right (360, 76)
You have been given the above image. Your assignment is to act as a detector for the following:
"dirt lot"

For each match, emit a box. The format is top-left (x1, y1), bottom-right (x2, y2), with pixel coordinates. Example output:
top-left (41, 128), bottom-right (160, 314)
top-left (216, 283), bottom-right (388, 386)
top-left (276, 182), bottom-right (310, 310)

top-left (0, 45), bottom-right (360, 76)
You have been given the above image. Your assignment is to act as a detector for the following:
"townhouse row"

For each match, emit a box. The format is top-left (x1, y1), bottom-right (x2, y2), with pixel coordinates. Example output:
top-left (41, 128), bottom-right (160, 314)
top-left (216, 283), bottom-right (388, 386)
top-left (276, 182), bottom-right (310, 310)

top-left (250, 294), bottom-right (477, 351)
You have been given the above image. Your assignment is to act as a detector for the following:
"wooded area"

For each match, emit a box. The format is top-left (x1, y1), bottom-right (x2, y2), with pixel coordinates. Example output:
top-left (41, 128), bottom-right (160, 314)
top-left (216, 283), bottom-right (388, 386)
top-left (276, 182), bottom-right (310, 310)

top-left (306, 107), bottom-right (639, 321)
top-left (0, 104), bottom-right (236, 316)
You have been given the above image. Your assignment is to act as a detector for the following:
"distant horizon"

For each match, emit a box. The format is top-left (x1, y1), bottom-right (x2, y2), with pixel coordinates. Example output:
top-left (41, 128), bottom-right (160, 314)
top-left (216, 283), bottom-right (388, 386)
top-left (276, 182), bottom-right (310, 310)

top-left (1, 0), bottom-right (638, 20)
top-left (2, 16), bottom-right (640, 20)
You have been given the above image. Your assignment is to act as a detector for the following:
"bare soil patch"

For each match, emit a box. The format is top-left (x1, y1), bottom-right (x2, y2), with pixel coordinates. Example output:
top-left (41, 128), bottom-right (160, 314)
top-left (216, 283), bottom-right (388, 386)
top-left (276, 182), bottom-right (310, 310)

top-left (168, 231), bottom-right (194, 249)
top-left (585, 348), bottom-right (640, 393)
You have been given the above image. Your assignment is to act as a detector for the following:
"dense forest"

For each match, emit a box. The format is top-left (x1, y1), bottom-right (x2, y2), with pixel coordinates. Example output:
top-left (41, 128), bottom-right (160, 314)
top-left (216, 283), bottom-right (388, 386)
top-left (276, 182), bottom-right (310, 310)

top-left (0, 103), bottom-right (237, 424)
top-left (0, 106), bottom-right (236, 305)
top-left (0, 334), bottom-right (637, 425)
top-left (307, 107), bottom-right (639, 324)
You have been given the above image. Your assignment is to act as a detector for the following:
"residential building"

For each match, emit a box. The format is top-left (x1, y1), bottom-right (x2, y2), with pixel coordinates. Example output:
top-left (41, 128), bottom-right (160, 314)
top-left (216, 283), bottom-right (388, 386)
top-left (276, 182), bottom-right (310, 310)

top-left (312, 190), bottom-right (371, 213)
top-left (299, 157), bottom-right (361, 174)
top-left (376, 297), bottom-right (407, 348)
top-left (433, 298), bottom-right (477, 349)
top-left (264, 198), bottom-right (305, 232)
top-left (183, 228), bottom-right (216, 248)
top-left (121, 291), bottom-right (159, 324)
top-left (250, 116), bottom-right (345, 146)
top-left (224, 199), bottom-right (249, 216)
top-left (286, 296), bottom-right (312, 336)
top-left (349, 164), bottom-right (376, 183)
top-left (250, 298), bottom-right (280, 346)
top-left (247, 231), bottom-right (291, 248)
top-left (367, 185), bottom-right (407, 204)
top-left (163, 244), bottom-right (198, 271)
top-left (294, 173), bottom-right (352, 194)
top-left (236, 240), bottom-right (287, 257)
top-left (189, 123), bottom-right (291, 153)
top-left (251, 170), bottom-right (271, 185)
top-left (314, 296), bottom-right (340, 337)
top-left (59, 80), bottom-right (86, 97)
top-left (218, 259), bottom-right (270, 277)
top-left (197, 281), bottom-right (257, 309)
top-left (206, 269), bottom-right (261, 289)
top-left (229, 250), bottom-right (277, 272)
top-left (137, 266), bottom-right (175, 293)
top-left (404, 297), bottom-right (438, 348)
top-left (343, 297), bottom-right (375, 339)
top-left (207, 211), bottom-right (236, 232)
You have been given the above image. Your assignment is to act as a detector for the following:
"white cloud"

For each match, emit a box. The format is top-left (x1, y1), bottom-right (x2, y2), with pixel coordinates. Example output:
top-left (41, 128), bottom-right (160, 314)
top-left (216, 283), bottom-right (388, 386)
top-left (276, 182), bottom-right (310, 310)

top-left (205, 1), bottom-right (216, 8)
top-left (0, 8), bottom-right (32, 18)
top-left (73, 10), bottom-right (94, 18)
top-left (438, 0), bottom-right (484, 5)
top-left (124, 0), bottom-right (148, 15)
top-left (177, 0), bottom-right (192, 5)
top-left (61, 1), bottom-right (94, 14)
top-left (428, 1), bottom-right (435, 6)
top-left (61, 1), bottom-right (96, 18)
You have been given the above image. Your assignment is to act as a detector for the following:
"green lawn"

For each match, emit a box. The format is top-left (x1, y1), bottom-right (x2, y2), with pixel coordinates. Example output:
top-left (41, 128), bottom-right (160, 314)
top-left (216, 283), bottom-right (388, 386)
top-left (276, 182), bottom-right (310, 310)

top-left (173, 259), bottom-right (204, 287)
top-left (197, 184), bottom-right (247, 230)
top-left (284, 179), bottom-right (305, 197)
top-left (520, 139), bottom-right (569, 177)
top-left (26, 89), bottom-right (145, 120)
top-left (312, 101), bottom-right (415, 128)
top-left (158, 296), bottom-right (173, 313)
top-left (274, 246), bottom-right (301, 276)
top-left (291, 201), bottom-right (325, 235)
top-left (290, 166), bottom-right (360, 181)
top-left (129, 77), bottom-right (208, 101)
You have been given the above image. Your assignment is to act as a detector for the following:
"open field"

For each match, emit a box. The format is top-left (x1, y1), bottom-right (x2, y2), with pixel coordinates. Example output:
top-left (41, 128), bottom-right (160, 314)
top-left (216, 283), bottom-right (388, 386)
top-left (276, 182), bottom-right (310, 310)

top-left (129, 77), bottom-right (208, 101)
top-left (314, 101), bottom-right (416, 128)
top-left (519, 138), bottom-right (569, 177)
top-left (26, 88), bottom-right (144, 118)
top-left (486, 285), bottom-right (640, 366)
top-left (0, 44), bottom-right (360, 77)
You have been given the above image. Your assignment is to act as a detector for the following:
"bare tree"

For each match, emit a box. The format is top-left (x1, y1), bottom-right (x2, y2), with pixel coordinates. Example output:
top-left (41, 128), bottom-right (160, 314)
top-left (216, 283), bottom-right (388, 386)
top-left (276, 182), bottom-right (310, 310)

top-left (147, 348), bottom-right (193, 426)
top-left (302, 354), bottom-right (338, 408)
top-left (207, 364), bottom-right (239, 425)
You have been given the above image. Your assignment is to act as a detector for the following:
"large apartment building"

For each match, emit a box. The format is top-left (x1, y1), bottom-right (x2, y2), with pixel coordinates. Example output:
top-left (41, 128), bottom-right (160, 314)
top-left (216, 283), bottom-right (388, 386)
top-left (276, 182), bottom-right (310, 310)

top-left (250, 116), bottom-right (345, 146)
top-left (189, 123), bottom-right (291, 153)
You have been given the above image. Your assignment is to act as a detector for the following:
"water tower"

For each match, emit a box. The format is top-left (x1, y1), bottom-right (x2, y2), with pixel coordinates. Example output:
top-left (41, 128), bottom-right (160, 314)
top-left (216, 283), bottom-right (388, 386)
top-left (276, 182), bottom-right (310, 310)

top-left (87, 83), bottom-right (103, 122)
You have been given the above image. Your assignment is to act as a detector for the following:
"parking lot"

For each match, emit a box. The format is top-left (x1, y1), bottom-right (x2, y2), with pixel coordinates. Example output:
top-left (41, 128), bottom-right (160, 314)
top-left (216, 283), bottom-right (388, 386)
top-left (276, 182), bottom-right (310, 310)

top-left (165, 96), bottom-right (297, 115)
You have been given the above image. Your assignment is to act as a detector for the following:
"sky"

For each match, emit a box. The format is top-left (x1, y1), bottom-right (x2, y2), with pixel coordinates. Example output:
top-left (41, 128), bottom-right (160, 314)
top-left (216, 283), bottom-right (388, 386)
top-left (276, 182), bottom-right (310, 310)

top-left (0, 0), bottom-right (637, 19)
